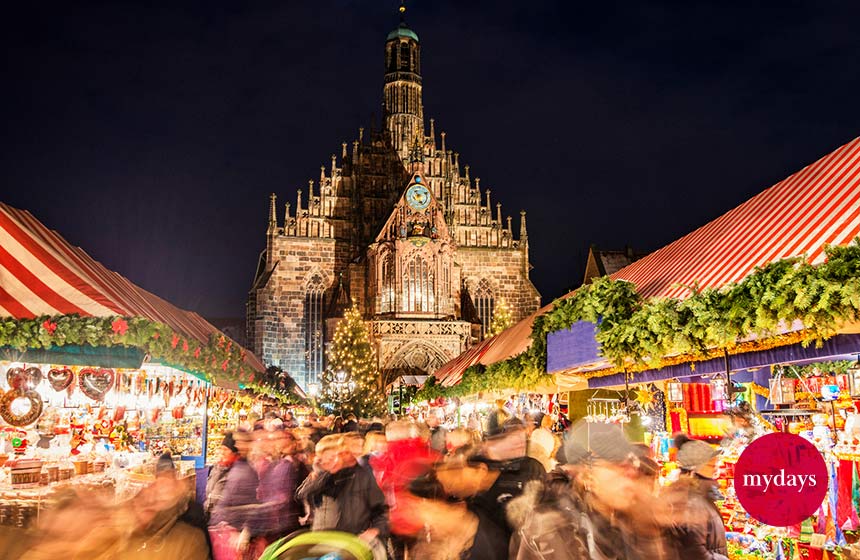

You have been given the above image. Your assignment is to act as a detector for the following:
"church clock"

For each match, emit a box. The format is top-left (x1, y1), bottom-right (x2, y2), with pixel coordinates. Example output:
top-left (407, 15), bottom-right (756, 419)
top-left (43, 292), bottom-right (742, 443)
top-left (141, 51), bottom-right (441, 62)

top-left (405, 184), bottom-right (431, 210)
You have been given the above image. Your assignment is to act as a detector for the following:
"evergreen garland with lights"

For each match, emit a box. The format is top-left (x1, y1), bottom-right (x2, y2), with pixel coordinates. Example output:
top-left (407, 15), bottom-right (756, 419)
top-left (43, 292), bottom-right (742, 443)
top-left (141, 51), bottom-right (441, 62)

top-left (322, 303), bottom-right (386, 417)
top-left (417, 239), bottom-right (860, 400)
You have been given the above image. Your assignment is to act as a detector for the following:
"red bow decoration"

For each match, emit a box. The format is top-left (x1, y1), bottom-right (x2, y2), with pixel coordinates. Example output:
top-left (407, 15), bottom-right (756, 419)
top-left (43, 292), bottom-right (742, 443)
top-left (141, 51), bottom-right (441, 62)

top-left (171, 334), bottom-right (180, 349)
top-left (221, 359), bottom-right (228, 371)
top-left (152, 331), bottom-right (160, 340)
top-left (111, 318), bottom-right (128, 335)
top-left (42, 320), bottom-right (58, 334)
top-left (194, 347), bottom-right (201, 359)
top-left (182, 340), bottom-right (189, 352)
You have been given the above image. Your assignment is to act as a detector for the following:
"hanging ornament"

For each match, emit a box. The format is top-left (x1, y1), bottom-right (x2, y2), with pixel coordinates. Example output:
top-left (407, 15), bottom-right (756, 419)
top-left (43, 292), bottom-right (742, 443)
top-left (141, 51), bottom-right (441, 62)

top-left (47, 368), bottom-right (74, 392)
top-left (7, 367), bottom-right (43, 391)
top-left (78, 368), bottom-right (115, 401)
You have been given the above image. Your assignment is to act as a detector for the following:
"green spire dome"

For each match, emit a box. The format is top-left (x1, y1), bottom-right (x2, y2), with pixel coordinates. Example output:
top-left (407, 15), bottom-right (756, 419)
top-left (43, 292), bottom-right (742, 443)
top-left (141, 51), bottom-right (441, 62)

top-left (387, 25), bottom-right (419, 42)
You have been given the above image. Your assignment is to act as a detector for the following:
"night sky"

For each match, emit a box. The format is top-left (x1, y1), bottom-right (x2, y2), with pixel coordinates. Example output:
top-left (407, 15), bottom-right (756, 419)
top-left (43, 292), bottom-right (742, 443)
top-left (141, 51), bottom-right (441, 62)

top-left (3, 1), bottom-right (859, 319)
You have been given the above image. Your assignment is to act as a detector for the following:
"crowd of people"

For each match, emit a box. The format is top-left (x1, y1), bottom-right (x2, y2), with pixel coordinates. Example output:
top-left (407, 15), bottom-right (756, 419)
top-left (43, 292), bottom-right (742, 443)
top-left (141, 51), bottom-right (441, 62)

top-left (0, 406), bottom-right (730, 560)
top-left (201, 407), bottom-right (729, 560)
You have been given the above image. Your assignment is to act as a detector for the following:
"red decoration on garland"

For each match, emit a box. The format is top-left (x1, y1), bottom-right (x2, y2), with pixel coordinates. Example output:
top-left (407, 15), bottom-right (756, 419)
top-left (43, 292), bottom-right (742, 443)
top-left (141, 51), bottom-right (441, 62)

top-left (171, 334), bottom-right (180, 349)
top-left (152, 331), bottom-right (160, 340)
top-left (182, 339), bottom-right (189, 352)
top-left (42, 320), bottom-right (57, 334)
top-left (194, 347), bottom-right (201, 359)
top-left (221, 359), bottom-right (228, 371)
top-left (111, 318), bottom-right (128, 335)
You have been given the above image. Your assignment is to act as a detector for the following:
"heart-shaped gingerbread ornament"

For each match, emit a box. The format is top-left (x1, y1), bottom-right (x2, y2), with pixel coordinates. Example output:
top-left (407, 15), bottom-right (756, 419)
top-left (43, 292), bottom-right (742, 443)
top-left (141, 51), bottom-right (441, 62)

top-left (78, 368), bottom-right (115, 401)
top-left (7, 367), bottom-right (43, 390)
top-left (47, 368), bottom-right (75, 392)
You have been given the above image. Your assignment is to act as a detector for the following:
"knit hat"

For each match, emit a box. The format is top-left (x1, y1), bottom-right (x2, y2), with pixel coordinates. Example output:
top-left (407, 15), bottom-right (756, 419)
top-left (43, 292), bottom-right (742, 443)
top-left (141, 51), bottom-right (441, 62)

top-left (564, 420), bottom-right (634, 465)
top-left (676, 439), bottom-right (719, 472)
top-left (222, 432), bottom-right (239, 453)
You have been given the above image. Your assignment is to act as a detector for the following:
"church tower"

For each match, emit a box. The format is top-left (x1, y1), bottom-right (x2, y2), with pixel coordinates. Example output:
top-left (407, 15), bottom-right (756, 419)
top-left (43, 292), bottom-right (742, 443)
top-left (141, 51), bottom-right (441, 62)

top-left (247, 6), bottom-right (541, 392)
top-left (383, 4), bottom-right (424, 161)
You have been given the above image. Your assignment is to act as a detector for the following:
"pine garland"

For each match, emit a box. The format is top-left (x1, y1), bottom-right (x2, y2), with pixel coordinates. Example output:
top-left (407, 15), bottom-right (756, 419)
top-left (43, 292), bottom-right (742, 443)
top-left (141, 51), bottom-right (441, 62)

top-left (418, 239), bottom-right (860, 399)
top-left (0, 314), bottom-right (275, 392)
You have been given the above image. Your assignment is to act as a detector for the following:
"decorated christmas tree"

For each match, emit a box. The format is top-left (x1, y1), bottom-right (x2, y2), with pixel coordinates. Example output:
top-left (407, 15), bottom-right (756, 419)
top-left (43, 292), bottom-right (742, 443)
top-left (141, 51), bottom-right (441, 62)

top-left (322, 303), bottom-right (386, 417)
top-left (489, 298), bottom-right (514, 336)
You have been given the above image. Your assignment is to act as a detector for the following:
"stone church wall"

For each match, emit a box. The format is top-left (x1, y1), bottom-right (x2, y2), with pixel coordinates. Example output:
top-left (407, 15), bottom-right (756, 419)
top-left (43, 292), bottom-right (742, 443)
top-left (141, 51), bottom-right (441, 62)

top-left (456, 246), bottom-right (541, 323)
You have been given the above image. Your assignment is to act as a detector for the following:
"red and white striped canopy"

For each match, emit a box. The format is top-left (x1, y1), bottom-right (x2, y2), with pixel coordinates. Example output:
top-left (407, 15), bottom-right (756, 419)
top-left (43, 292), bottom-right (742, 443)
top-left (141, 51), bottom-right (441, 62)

top-left (613, 136), bottom-right (860, 298)
top-left (0, 203), bottom-right (265, 373)
top-left (435, 136), bottom-right (860, 387)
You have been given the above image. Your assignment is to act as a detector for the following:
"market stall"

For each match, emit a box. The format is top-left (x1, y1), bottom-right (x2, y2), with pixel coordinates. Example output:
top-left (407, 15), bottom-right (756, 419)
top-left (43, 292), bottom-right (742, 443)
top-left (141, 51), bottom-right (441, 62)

top-left (0, 202), bottom-right (301, 529)
top-left (541, 137), bottom-right (860, 559)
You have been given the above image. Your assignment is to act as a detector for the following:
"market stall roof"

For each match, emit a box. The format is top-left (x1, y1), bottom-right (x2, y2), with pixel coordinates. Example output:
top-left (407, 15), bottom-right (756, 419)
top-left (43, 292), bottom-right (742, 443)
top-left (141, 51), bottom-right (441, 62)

top-left (550, 135), bottom-right (860, 379)
top-left (611, 136), bottom-right (860, 299)
top-left (0, 203), bottom-right (266, 377)
top-left (435, 304), bottom-right (552, 387)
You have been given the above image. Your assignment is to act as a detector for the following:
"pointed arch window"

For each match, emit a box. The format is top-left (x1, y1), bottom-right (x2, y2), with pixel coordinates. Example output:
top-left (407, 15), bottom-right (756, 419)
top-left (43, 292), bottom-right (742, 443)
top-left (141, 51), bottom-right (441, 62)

top-left (405, 255), bottom-right (434, 313)
top-left (474, 279), bottom-right (494, 338)
top-left (380, 253), bottom-right (396, 313)
top-left (304, 274), bottom-right (326, 385)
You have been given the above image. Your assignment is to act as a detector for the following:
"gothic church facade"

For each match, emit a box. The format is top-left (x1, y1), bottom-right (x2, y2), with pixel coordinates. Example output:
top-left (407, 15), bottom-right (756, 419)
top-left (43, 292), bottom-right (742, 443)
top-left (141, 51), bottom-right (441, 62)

top-left (247, 17), bottom-right (540, 391)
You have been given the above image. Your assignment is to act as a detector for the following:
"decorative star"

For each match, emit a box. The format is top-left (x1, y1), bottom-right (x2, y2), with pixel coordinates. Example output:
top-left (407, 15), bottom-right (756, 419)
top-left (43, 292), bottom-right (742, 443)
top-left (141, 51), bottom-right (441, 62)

top-left (635, 388), bottom-right (655, 411)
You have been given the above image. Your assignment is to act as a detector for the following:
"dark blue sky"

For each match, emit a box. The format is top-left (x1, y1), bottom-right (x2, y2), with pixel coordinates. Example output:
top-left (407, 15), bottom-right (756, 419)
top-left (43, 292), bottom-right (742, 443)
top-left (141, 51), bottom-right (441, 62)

top-left (3, 0), bottom-right (859, 318)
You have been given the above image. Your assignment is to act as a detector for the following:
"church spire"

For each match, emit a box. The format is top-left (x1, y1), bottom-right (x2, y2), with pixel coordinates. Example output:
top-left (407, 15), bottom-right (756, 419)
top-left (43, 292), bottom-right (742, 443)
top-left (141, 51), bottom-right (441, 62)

top-left (383, 1), bottom-right (423, 161)
top-left (267, 193), bottom-right (277, 233)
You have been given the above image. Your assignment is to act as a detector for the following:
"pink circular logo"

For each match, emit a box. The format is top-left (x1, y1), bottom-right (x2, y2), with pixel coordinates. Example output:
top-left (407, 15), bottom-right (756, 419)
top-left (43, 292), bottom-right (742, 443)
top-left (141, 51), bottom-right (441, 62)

top-left (734, 433), bottom-right (828, 527)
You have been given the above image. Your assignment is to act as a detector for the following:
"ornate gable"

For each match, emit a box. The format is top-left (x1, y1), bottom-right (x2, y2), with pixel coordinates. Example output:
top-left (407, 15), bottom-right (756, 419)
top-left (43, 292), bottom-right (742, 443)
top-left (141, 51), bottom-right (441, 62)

top-left (374, 173), bottom-right (452, 246)
top-left (367, 173), bottom-right (458, 319)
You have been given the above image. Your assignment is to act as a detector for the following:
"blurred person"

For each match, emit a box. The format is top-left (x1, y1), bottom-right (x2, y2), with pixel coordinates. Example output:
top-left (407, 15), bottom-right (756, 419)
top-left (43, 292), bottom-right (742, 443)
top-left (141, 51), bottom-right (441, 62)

top-left (658, 435), bottom-right (728, 560)
top-left (332, 415), bottom-right (345, 433)
top-left (209, 429), bottom-right (261, 560)
top-left (528, 413), bottom-right (560, 471)
top-left (283, 410), bottom-right (298, 429)
top-left (445, 427), bottom-right (479, 455)
top-left (426, 407), bottom-right (448, 453)
top-left (256, 429), bottom-right (309, 543)
top-left (295, 435), bottom-right (388, 559)
top-left (569, 421), bottom-right (676, 560)
top-left (435, 429), bottom-right (543, 541)
top-left (408, 466), bottom-right (509, 560)
top-left (370, 420), bottom-right (440, 555)
top-left (467, 411), bottom-right (483, 432)
top-left (360, 430), bottom-right (388, 471)
top-left (156, 453), bottom-right (210, 555)
top-left (486, 398), bottom-right (511, 436)
top-left (343, 413), bottom-right (359, 432)
top-left (18, 459), bottom-right (209, 560)
top-left (341, 431), bottom-right (366, 463)
top-left (205, 432), bottom-right (241, 520)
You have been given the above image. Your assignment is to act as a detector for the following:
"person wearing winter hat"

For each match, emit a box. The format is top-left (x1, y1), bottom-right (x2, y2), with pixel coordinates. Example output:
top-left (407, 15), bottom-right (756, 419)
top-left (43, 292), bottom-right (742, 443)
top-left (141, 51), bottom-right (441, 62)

top-left (510, 420), bottom-right (672, 560)
top-left (203, 432), bottom-right (241, 520)
top-left (659, 434), bottom-right (728, 560)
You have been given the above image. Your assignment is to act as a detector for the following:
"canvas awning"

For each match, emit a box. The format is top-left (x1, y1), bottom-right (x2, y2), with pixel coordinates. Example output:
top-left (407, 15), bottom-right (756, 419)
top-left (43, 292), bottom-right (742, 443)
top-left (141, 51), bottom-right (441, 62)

top-left (435, 304), bottom-right (553, 387)
top-left (0, 203), bottom-right (266, 380)
top-left (549, 136), bottom-right (860, 379)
